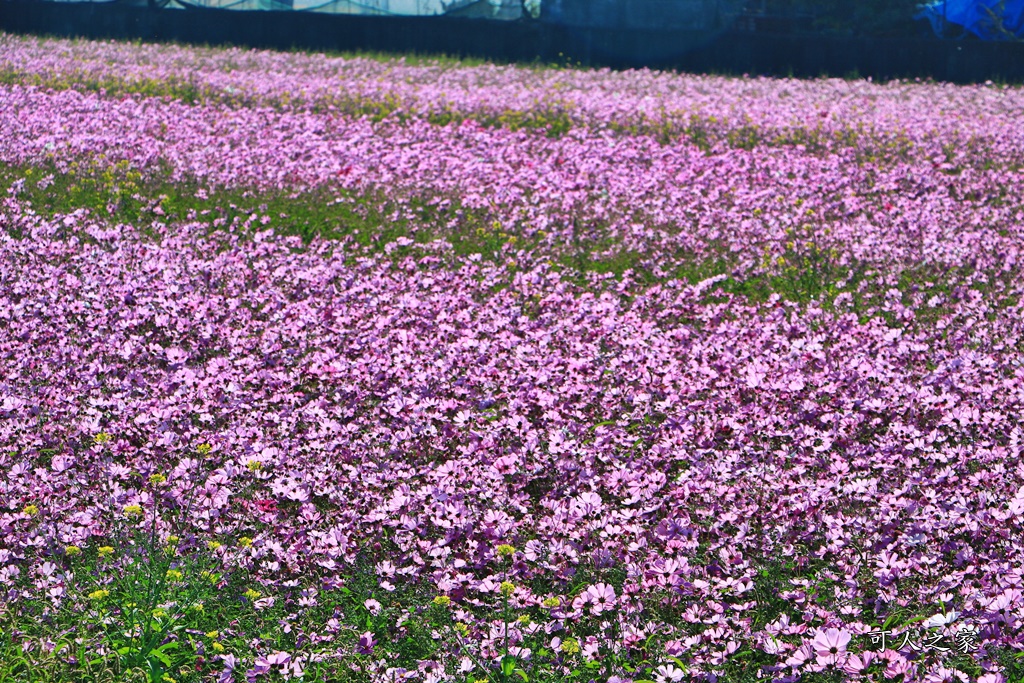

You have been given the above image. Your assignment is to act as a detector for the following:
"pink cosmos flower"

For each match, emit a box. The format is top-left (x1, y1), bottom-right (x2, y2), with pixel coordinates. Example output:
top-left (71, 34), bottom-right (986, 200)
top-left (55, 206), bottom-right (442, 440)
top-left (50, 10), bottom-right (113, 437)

top-left (983, 589), bottom-right (1022, 626)
top-left (784, 642), bottom-right (813, 669)
top-left (581, 635), bottom-right (600, 660)
top-left (812, 628), bottom-right (851, 666)
top-left (357, 632), bottom-right (377, 655)
top-left (932, 666), bottom-right (970, 683)
top-left (248, 651), bottom-right (291, 680)
top-left (884, 655), bottom-right (916, 680)
top-left (843, 652), bottom-right (876, 675)
top-left (217, 654), bottom-right (237, 683)
top-left (584, 582), bottom-right (616, 615)
top-left (978, 674), bottom-right (1007, 683)
top-left (653, 664), bottom-right (685, 683)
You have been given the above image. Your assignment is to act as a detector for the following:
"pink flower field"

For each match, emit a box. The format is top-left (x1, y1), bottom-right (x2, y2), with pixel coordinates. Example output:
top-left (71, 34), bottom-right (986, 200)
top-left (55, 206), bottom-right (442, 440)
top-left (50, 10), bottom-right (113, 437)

top-left (0, 32), bottom-right (1023, 683)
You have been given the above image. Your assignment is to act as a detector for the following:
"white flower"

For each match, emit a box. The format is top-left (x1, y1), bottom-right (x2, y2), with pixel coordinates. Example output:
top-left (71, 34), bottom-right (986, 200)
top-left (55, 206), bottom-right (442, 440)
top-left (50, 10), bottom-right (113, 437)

top-left (923, 611), bottom-right (958, 628)
top-left (654, 664), bottom-right (685, 683)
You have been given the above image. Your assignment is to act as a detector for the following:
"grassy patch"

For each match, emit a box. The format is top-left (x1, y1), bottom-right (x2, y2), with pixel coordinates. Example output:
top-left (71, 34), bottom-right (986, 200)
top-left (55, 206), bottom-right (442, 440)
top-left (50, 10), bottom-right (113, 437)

top-left (5, 159), bottom-right (1020, 327)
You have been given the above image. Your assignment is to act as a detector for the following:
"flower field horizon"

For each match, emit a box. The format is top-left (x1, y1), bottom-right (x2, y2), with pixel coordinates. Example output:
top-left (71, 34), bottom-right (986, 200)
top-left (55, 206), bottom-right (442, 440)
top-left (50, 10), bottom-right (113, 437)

top-left (0, 31), bottom-right (1023, 683)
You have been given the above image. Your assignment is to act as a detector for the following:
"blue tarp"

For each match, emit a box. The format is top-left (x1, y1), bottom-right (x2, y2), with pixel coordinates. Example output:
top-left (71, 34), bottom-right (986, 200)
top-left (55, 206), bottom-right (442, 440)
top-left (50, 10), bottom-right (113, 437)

top-left (917, 0), bottom-right (1024, 39)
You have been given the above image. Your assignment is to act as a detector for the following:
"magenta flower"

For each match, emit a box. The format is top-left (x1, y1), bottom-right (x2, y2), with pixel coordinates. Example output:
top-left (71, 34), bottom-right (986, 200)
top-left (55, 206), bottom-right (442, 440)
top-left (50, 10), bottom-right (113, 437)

top-left (254, 499), bottom-right (278, 513)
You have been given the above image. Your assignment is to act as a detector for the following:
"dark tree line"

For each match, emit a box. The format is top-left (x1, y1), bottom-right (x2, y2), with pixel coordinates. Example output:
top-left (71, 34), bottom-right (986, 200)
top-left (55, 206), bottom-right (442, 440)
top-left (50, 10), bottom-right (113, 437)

top-left (743, 0), bottom-right (928, 36)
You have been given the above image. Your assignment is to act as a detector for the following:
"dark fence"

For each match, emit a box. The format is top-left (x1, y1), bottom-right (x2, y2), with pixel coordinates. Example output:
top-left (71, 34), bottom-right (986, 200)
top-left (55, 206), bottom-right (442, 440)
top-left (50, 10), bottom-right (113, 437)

top-left (3, 1), bottom-right (1024, 83)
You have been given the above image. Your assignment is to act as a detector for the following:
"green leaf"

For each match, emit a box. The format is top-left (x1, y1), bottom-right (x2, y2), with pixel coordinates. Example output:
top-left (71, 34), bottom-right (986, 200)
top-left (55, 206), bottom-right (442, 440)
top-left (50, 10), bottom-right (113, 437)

top-left (665, 655), bottom-right (689, 672)
top-left (150, 649), bottom-right (174, 667)
top-left (514, 669), bottom-right (529, 682)
top-left (501, 655), bottom-right (517, 677)
top-left (148, 658), bottom-right (166, 680)
top-left (3, 655), bottom-right (32, 679)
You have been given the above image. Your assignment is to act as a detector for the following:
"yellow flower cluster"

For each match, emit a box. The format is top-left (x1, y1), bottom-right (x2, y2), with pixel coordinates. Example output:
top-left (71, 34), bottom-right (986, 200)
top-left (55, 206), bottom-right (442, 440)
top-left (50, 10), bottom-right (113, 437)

top-left (499, 581), bottom-right (515, 597)
top-left (542, 597), bottom-right (561, 608)
top-left (246, 460), bottom-right (263, 472)
top-left (432, 595), bottom-right (451, 607)
top-left (148, 473), bottom-right (167, 485)
top-left (196, 443), bottom-right (213, 455)
top-left (88, 589), bottom-right (110, 601)
top-left (22, 505), bottom-right (39, 517)
top-left (65, 545), bottom-right (81, 557)
top-left (207, 541), bottom-right (222, 551)
top-left (98, 546), bottom-right (115, 557)
top-left (496, 544), bottom-right (516, 557)
top-left (244, 589), bottom-right (261, 600)
top-left (94, 432), bottom-right (113, 445)
top-left (166, 570), bottom-right (183, 581)
top-left (560, 638), bottom-right (581, 655)
top-left (123, 504), bottom-right (143, 517)
top-left (237, 537), bottom-right (253, 548)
